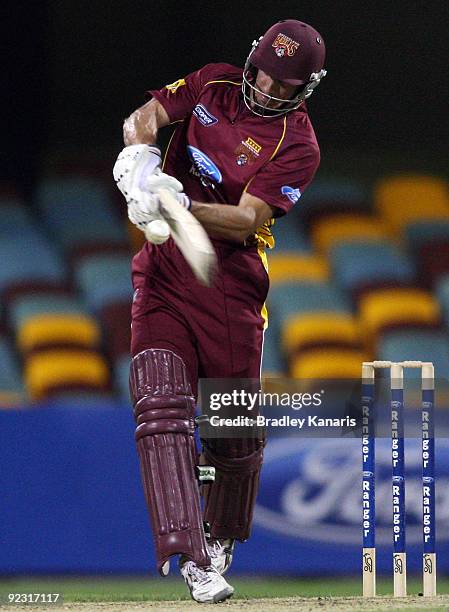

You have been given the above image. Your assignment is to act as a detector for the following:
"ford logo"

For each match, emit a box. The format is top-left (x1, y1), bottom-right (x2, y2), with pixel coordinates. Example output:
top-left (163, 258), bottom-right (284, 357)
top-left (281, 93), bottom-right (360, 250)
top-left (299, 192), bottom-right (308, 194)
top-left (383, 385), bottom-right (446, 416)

top-left (255, 439), bottom-right (449, 545)
top-left (187, 146), bottom-right (222, 184)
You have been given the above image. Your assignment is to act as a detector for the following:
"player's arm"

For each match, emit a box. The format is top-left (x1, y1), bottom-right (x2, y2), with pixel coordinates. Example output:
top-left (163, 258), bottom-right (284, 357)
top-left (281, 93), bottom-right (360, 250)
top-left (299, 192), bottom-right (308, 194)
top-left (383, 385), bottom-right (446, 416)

top-left (190, 193), bottom-right (275, 243)
top-left (123, 98), bottom-right (170, 145)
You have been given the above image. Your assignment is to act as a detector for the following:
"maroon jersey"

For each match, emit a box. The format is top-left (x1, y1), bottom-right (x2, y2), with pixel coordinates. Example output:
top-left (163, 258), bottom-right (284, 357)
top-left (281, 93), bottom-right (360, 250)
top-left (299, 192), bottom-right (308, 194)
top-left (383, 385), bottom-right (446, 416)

top-left (149, 62), bottom-right (320, 248)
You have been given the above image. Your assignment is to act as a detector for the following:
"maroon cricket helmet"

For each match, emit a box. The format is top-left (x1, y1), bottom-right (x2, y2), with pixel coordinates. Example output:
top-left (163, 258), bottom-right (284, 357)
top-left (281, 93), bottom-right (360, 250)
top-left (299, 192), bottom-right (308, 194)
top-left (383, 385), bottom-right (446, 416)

top-left (242, 19), bottom-right (327, 117)
top-left (251, 19), bottom-right (326, 86)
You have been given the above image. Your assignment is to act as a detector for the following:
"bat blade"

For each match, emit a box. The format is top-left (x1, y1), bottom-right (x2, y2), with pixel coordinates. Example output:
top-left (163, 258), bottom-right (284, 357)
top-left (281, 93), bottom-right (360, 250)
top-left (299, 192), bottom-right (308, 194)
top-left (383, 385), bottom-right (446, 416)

top-left (156, 189), bottom-right (217, 287)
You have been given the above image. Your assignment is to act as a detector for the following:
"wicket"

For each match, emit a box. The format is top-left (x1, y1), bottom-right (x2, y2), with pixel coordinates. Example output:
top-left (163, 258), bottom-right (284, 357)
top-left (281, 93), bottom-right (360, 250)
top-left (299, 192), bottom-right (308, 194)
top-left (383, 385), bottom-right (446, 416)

top-left (362, 360), bottom-right (436, 598)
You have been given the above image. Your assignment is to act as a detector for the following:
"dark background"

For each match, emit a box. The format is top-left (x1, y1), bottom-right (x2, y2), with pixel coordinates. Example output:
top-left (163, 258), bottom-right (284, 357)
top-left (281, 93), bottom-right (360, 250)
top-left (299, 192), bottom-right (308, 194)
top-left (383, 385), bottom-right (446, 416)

top-left (4, 0), bottom-right (449, 196)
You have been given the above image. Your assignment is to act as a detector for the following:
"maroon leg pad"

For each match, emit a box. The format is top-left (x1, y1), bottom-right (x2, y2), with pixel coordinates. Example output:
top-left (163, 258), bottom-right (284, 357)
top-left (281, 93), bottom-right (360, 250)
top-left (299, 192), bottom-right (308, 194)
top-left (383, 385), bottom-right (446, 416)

top-left (130, 349), bottom-right (210, 574)
top-left (201, 436), bottom-right (266, 541)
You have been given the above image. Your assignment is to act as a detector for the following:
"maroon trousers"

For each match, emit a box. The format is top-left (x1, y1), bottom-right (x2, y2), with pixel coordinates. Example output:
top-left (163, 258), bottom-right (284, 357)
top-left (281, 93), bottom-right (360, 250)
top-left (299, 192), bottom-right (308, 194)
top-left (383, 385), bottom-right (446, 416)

top-left (131, 238), bottom-right (268, 393)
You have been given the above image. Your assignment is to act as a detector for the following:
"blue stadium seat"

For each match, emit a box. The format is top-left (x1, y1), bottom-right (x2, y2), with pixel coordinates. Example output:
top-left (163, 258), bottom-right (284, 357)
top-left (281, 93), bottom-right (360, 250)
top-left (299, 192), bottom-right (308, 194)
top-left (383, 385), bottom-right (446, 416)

top-left (74, 254), bottom-right (132, 312)
top-left (405, 220), bottom-right (449, 252)
top-left (268, 281), bottom-right (350, 322)
top-left (9, 295), bottom-right (86, 331)
top-left (435, 275), bottom-right (449, 328)
top-left (301, 178), bottom-right (368, 205)
top-left (0, 203), bottom-right (37, 235)
top-left (0, 338), bottom-right (25, 402)
top-left (0, 233), bottom-right (65, 292)
top-left (36, 176), bottom-right (126, 248)
top-left (261, 328), bottom-right (285, 374)
top-left (271, 221), bottom-right (311, 252)
top-left (330, 241), bottom-right (415, 293)
top-left (377, 330), bottom-right (449, 379)
top-left (114, 354), bottom-right (131, 402)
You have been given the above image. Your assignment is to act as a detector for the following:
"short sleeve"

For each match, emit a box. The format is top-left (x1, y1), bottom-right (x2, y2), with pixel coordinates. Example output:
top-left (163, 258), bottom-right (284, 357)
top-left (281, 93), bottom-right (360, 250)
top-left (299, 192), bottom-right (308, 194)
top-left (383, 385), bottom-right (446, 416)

top-left (246, 143), bottom-right (320, 217)
top-left (147, 64), bottom-right (220, 123)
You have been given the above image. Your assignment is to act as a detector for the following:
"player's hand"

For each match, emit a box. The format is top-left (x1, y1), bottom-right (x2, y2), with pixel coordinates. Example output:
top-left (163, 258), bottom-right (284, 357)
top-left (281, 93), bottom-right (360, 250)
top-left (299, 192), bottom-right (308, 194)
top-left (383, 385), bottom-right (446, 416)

top-left (143, 171), bottom-right (183, 195)
top-left (113, 144), bottom-right (162, 199)
top-left (127, 186), bottom-right (192, 231)
top-left (127, 189), bottom-right (161, 230)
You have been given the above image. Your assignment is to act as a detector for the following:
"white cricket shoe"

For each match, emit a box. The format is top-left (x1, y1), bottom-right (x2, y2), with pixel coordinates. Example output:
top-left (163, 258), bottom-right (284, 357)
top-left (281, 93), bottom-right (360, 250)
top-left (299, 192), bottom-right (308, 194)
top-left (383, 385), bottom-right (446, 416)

top-left (207, 539), bottom-right (235, 575)
top-left (180, 558), bottom-right (234, 603)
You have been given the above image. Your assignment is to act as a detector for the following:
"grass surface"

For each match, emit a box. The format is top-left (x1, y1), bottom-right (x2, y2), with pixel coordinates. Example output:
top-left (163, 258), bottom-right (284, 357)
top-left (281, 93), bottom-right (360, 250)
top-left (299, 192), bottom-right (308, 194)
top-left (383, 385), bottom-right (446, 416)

top-left (1, 576), bottom-right (449, 602)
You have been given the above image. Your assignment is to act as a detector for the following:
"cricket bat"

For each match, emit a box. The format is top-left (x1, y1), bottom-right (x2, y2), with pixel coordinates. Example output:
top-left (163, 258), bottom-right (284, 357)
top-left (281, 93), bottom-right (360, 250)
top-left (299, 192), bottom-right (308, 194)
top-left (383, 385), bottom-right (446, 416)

top-left (154, 189), bottom-right (217, 287)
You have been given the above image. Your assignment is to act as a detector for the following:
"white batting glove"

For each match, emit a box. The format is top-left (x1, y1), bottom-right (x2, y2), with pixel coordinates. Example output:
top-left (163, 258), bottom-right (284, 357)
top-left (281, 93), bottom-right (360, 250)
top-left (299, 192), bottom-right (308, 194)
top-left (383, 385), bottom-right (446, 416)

top-left (144, 171), bottom-right (184, 194)
top-left (144, 173), bottom-right (191, 210)
top-left (127, 188), bottom-right (192, 232)
top-left (127, 189), bottom-right (161, 230)
top-left (113, 144), bottom-right (162, 199)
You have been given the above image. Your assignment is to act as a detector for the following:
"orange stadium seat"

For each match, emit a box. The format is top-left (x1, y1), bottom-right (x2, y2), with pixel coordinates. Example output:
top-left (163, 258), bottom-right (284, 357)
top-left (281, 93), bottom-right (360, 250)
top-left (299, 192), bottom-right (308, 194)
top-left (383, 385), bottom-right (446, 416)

top-left (25, 349), bottom-right (110, 401)
top-left (311, 213), bottom-right (389, 255)
top-left (358, 287), bottom-right (441, 346)
top-left (290, 348), bottom-right (369, 379)
top-left (267, 253), bottom-right (329, 284)
top-left (17, 313), bottom-right (101, 354)
top-left (374, 175), bottom-right (449, 236)
top-left (282, 312), bottom-right (362, 355)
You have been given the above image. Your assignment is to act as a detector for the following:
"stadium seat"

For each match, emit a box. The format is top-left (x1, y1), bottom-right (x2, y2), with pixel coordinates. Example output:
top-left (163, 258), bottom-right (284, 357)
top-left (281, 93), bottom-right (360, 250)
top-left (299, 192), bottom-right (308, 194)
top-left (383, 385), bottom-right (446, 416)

top-left (290, 348), bottom-right (368, 378)
top-left (311, 213), bottom-right (388, 255)
top-left (271, 218), bottom-right (311, 252)
top-left (435, 275), bottom-right (449, 328)
top-left (282, 312), bottom-right (361, 355)
top-left (268, 281), bottom-right (350, 326)
top-left (329, 241), bottom-right (415, 294)
top-left (114, 353), bottom-right (131, 402)
top-left (297, 178), bottom-right (370, 230)
top-left (262, 327), bottom-right (285, 375)
top-left (36, 176), bottom-right (126, 249)
top-left (374, 175), bottom-right (449, 236)
top-left (358, 287), bottom-right (441, 346)
top-left (74, 254), bottom-right (132, 312)
top-left (405, 220), bottom-right (449, 254)
top-left (0, 201), bottom-right (37, 235)
top-left (17, 313), bottom-right (101, 354)
top-left (378, 330), bottom-right (449, 379)
top-left (267, 253), bottom-right (329, 284)
top-left (0, 337), bottom-right (25, 406)
top-left (0, 233), bottom-right (65, 292)
top-left (25, 349), bottom-right (110, 400)
top-left (8, 294), bottom-right (87, 331)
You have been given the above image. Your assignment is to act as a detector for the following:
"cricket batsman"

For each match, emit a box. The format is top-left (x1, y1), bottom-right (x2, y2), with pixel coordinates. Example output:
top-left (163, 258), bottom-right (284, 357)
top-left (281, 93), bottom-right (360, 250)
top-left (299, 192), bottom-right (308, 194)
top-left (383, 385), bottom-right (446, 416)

top-left (113, 19), bottom-right (326, 603)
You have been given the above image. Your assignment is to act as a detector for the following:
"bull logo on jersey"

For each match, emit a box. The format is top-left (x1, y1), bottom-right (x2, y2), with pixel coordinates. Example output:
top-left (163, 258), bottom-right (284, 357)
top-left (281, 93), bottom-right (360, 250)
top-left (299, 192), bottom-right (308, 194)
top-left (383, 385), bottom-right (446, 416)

top-left (187, 146), bottom-right (222, 184)
top-left (272, 33), bottom-right (300, 58)
top-left (281, 185), bottom-right (301, 203)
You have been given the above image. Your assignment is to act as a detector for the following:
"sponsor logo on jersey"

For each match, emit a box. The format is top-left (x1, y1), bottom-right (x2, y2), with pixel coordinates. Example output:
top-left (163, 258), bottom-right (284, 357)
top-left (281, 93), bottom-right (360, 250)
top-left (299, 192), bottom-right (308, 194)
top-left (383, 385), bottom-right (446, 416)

top-left (187, 146), bottom-right (222, 184)
top-left (165, 78), bottom-right (186, 93)
top-left (193, 104), bottom-right (218, 127)
top-left (281, 185), bottom-right (301, 203)
top-left (272, 33), bottom-right (300, 58)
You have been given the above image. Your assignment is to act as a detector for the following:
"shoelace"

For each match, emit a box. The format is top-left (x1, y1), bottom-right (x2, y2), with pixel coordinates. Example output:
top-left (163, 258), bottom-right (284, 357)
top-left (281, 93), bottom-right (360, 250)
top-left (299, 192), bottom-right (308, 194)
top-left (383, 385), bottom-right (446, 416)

top-left (208, 541), bottom-right (224, 558)
top-left (184, 561), bottom-right (215, 584)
